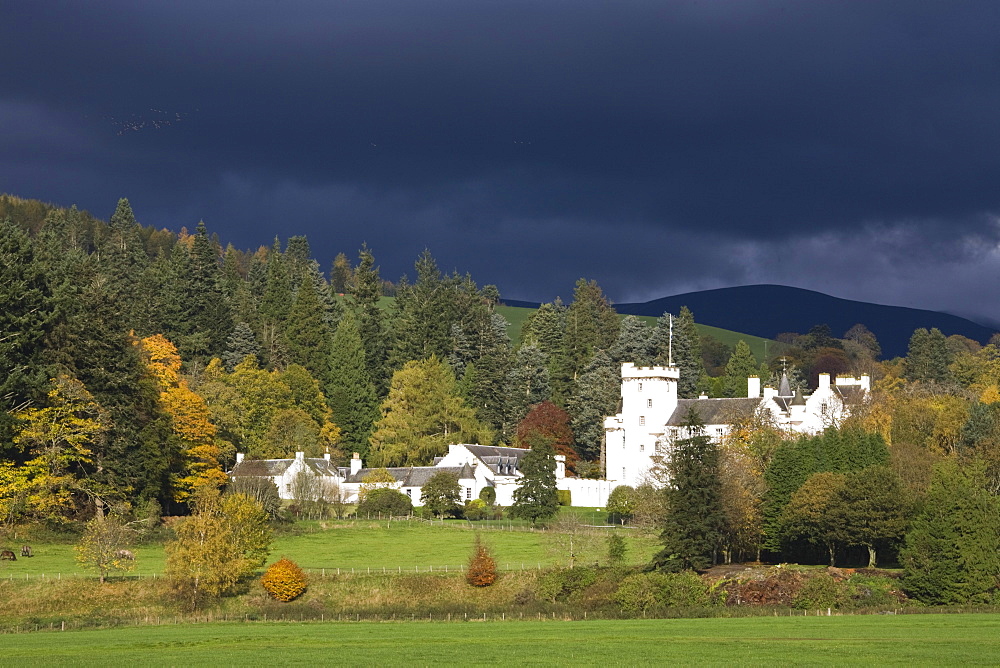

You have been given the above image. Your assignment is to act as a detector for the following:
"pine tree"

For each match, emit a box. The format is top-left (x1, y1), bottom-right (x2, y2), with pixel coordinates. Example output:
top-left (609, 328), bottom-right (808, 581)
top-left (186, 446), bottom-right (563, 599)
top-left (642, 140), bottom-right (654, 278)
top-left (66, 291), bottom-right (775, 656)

top-left (510, 433), bottom-right (559, 525)
top-left (723, 340), bottom-right (758, 398)
top-left (100, 198), bottom-right (150, 329)
top-left (326, 311), bottom-right (379, 457)
top-left (568, 350), bottom-right (620, 461)
top-left (904, 328), bottom-right (952, 384)
top-left (563, 278), bottom-right (619, 384)
top-left (0, 219), bottom-right (55, 453)
top-left (504, 344), bottom-right (551, 434)
top-left (349, 245), bottom-right (389, 395)
top-left (901, 461), bottom-right (1000, 604)
top-left (187, 221), bottom-right (233, 359)
top-left (283, 271), bottom-right (333, 384)
top-left (224, 322), bottom-right (262, 371)
top-left (330, 252), bottom-right (353, 295)
top-left (655, 307), bottom-right (703, 398)
top-left (521, 299), bottom-right (570, 405)
top-left (611, 316), bottom-right (655, 366)
top-left (390, 250), bottom-right (454, 366)
top-left (653, 408), bottom-right (726, 571)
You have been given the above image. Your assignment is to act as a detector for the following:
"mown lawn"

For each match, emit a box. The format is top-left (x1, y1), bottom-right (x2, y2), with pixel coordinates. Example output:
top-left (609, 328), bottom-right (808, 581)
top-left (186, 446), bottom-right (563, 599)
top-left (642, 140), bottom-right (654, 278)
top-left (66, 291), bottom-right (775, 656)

top-left (1, 516), bottom-right (658, 578)
top-left (4, 613), bottom-right (999, 666)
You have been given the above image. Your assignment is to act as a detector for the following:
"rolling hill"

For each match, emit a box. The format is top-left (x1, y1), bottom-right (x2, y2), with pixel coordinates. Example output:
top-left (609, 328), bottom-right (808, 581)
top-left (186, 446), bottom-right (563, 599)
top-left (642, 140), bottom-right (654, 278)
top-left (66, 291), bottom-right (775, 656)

top-left (537, 284), bottom-right (998, 360)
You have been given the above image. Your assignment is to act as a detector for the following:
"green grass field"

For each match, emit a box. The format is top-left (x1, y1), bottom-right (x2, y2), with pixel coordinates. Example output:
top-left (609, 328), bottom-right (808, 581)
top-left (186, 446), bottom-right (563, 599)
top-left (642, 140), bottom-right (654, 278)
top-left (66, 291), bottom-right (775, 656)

top-left (1, 516), bottom-right (659, 578)
top-left (4, 614), bottom-right (999, 665)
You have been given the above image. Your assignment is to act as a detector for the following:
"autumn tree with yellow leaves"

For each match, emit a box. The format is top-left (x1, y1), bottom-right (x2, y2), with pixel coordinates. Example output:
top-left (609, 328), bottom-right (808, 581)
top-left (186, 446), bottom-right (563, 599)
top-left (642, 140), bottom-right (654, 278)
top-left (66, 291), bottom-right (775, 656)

top-left (138, 334), bottom-right (227, 502)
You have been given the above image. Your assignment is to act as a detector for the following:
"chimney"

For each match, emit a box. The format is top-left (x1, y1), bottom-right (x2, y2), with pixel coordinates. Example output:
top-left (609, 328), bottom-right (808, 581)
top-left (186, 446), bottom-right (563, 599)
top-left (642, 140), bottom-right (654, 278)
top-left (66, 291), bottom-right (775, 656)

top-left (554, 454), bottom-right (566, 479)
top-left (235, 452), bottom-right (244, 465)
top-left (763, 386), bottom-right (777, 401)
top-left (818, 373), bottom-right (831, 390)
top-left (295, 451), bottom-right (305, 461)
top-left (747, 376), bottom-right (761, 398)
top-left (323, 452), bottom-right (331, 462)
top-left (350, 452), bottom-right (362, 476)
top-left (699, 392), bottom-right (708, 399)
top-left (860, 374), bottom-right (871, 391)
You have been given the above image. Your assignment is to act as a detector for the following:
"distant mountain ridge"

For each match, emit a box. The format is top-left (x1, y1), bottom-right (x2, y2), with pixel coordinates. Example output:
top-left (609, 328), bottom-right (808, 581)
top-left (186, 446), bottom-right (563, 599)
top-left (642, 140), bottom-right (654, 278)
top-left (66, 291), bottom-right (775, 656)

top-left (503, 284), bottom-right (997, 359)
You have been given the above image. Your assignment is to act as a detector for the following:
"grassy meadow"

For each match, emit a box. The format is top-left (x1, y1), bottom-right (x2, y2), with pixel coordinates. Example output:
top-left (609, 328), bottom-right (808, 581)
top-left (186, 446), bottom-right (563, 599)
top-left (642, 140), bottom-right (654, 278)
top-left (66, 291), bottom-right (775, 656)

top-left (0, 514), bottom-right (659, 578)
top-left (4, 614), bottom-right (999, 666)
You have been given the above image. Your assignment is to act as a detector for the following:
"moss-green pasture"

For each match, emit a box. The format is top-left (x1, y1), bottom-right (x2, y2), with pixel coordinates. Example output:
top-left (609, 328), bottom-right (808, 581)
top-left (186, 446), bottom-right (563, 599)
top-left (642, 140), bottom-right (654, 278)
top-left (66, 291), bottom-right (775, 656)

top-left (0, 518), bottom-right (658, 578)
top-left (4, 614), bottom-right (999, 665)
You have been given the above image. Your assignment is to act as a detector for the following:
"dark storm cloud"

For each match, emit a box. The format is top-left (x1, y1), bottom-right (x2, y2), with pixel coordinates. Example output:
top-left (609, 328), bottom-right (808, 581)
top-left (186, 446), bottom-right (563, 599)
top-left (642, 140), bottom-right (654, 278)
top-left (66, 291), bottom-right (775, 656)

top-left (3, 1), bottom-right (1000, 318)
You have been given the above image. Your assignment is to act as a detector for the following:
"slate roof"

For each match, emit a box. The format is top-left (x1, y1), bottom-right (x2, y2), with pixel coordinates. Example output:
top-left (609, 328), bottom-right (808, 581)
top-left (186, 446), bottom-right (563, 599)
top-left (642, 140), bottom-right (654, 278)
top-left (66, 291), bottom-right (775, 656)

top-left (230, 459), bottom-right (293, 477)
top-left (665, 398), bottom-right (763, 426)
top-left (230, 457), bottom-right (342, 478)
top-left (346, 464), bottom-right (475, 485)
top-left (834, 385), bottom-right (866, 405)
top-left (462, 444), bottom-right (529, 476)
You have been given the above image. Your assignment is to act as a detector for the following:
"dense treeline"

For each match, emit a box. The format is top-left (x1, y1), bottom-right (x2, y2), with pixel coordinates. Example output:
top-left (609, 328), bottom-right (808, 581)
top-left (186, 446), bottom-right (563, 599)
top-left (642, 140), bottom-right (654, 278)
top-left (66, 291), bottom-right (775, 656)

top-left (3, 194), bottom-right (1000, 604)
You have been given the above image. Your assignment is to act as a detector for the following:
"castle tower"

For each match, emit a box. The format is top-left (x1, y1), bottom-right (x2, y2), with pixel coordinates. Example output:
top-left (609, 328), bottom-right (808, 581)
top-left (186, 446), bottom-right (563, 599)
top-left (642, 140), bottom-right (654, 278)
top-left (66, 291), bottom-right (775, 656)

top-left (604, 363), bottom-right (680, 486)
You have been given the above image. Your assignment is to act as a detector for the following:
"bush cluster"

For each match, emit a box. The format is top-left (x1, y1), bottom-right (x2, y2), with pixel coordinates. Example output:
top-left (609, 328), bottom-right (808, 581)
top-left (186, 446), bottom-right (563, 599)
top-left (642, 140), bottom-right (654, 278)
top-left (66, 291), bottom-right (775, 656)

top-left (261, 557), bottom-right (308, 602)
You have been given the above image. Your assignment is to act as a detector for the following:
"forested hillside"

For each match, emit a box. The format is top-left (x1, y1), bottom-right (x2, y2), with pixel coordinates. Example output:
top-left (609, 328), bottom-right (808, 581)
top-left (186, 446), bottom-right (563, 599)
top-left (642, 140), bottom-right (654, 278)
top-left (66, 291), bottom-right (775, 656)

top-left (4, 194), bottom-right (1000, 598)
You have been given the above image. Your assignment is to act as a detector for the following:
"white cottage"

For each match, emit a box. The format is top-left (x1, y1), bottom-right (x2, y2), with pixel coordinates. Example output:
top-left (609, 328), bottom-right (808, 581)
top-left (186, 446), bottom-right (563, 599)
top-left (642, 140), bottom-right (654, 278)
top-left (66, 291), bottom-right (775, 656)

top-left (604, 363), bottom-right (869, 487)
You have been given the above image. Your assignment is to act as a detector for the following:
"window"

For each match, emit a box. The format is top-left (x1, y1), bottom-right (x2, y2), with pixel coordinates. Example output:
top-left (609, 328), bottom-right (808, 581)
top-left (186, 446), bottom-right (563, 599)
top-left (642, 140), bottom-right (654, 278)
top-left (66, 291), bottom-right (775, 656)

top-left (639, 415), bottom-right (645, 426)
top-left (623, 467), bottom-right (626, 479)
top-left (466, 487), bottom-right (472, 500)
top-left (405, 488), bottom-right (411, 497)
top-left (638, 382), bottom-right (643, 392)
top-left (640, 443), bottom-right (644, 452)
top-left (647, 398), bottom-right (652, 408)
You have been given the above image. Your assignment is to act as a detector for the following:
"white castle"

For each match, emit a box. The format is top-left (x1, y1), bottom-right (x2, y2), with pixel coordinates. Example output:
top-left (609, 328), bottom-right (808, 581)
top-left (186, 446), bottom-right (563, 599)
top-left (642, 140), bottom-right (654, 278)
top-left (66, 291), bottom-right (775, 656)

top-left (603, 363), bottom-right (870, 487)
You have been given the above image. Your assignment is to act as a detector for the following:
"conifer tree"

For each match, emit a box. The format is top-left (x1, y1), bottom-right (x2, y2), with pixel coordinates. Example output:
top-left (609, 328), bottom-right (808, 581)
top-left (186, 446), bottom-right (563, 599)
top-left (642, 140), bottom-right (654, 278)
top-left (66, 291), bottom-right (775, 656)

top-left (504, 344), bottom-right (551, 433)
top-left (723, 340), bottom-right (758, 398)
top-left (904, 327), bottom-right (952, 384)
top-left (330, 252), bottom-right (353, 295)
top-left (326, 311), bottom-right (379, 457)
top-left (611, 316), bottom-right (655, 366)
top-left (0, 219), bottom-right (55, 452)
top-left (901, 461), bottom-right (1000, 604)
top-left (655, 307), bottom-right (703, 399)
top-left (349, 245), bottom-right (389, 394)
top-left (283, 272), bottom-right (332, 384)
top-left (563, 278), bottom-right (620, 384)
top-left (567, 350), bottom-right (620, 461)
top-left (223, 322), bottom-right (262, 371)
top-left (652, 408), bottom-right (725, 571)
top-left (521, 299), bottom-right (570, 405)
top-left (390, 250), bottom-right (454, 366)
top-left (510, 433), bottom-right (560, 525)
top-left (101, 198), bottom-right (150, 328)
top-left (368, 356), bottom-right (491, 466)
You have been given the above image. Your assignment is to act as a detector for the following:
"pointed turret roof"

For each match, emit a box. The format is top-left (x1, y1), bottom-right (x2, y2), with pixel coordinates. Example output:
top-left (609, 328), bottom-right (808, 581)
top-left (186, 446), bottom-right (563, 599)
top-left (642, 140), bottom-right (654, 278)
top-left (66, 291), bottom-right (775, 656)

top-left (778, 371), bottom-right (792, 398)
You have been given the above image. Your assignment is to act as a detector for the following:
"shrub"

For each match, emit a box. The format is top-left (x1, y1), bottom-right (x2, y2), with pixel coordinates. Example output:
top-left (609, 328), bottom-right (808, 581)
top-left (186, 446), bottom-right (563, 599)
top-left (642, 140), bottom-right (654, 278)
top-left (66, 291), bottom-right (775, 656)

top-left (557, 490), bottom-right (572, 506)
top-left (793, 573), bottom-right (843, 610)
top-left (537, 567), bottom-right (597, 602)
top-left (606, 534), bottom-right (627, 567)
top-left (466, 537), bottom-right (497, 587)
top-left (261, 557), bottom-right (308, 602)
top-left (614, 574), bottom-right (659, 613)
top-left (356, 488), bottom-right (412, 518)
top-left (478, 487), bottom-right (496, 506)
top-left (464, 498), bottom-right (487, 521)
top-left (614, 571), bottom-right (711, 613)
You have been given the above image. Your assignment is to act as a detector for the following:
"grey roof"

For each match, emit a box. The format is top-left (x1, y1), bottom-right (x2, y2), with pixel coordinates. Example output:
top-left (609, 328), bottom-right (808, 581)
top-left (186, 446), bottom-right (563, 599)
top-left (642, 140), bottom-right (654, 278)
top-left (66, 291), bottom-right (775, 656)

top-left (791, 389), bottom-right (807, 406)
top-left (230, 459), bottom-right (293, 477)
top-left (462, 444), bottom-right (529, 476)
top-left (834, 385), bottom-right (866, 405)
top-left (346, 464), bottom-right (475, 486)
top-left (778, 372), bottom-right (792, 398)
top-left (666, 398), bottom-right (763, 426)
top-left (231, 457), bottom-right (342, 478)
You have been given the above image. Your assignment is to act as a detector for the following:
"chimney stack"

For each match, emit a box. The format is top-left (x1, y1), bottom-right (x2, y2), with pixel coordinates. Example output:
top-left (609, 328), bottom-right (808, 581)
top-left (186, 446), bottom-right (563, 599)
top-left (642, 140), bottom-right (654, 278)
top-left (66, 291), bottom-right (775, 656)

top-left (747, 376), bottom-right (761, 398)
top-left (350, 452), bottom-right (362, 476)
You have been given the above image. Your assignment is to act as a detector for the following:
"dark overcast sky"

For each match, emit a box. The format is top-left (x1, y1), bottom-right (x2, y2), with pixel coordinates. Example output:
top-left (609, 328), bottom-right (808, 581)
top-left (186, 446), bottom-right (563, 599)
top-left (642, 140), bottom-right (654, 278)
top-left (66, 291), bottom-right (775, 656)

top-left (4, 1), bottom-right (1000, 322)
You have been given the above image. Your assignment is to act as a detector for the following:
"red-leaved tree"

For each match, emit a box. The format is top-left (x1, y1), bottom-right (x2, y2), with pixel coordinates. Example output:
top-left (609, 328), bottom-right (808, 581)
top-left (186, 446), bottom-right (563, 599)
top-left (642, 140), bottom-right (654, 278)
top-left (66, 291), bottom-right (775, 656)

top-left (515, 401), bottom-right (578, 473)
